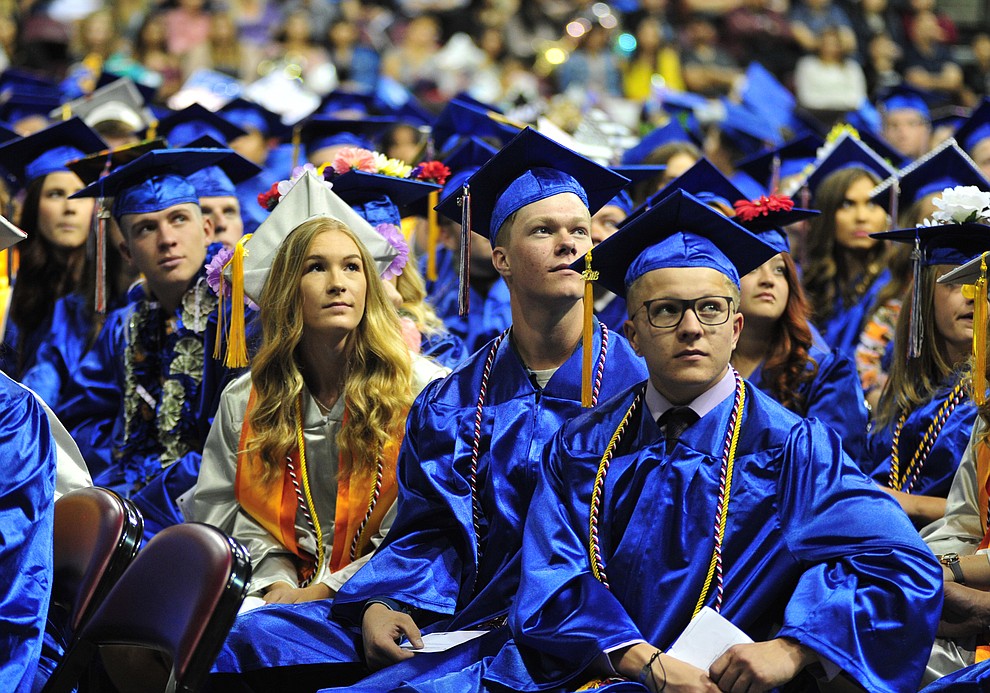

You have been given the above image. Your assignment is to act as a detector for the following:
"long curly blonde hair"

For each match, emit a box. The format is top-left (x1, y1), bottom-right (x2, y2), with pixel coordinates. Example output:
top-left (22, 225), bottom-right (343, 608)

top-left (246, 217), bottom-right (413, 481)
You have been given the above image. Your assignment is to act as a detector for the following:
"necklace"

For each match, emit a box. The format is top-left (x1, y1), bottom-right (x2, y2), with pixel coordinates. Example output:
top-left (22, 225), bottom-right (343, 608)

top-left (888, 379), bottom-right (967, 492)
top-left (588, 371), bottom-right (746, 617)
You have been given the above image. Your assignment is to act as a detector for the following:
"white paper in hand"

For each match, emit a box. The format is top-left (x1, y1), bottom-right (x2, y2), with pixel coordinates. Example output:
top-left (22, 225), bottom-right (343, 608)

top-left (399, 630), bottom-right (488, 653)
top-left (666, 607), bottom-right (754, 671)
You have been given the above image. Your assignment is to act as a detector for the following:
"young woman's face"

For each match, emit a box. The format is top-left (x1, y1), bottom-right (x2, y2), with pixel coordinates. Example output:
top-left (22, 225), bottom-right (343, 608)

top-left (933, 265), bottom-right (975, 364)
top-left (739, 253), bottom-right (789, 323)
top-left (833, 175), bottom-right (886, 252)
top-left (299, 228), bottom-right (368, 338)
top-left (37, 171), bottom-right (93, 250)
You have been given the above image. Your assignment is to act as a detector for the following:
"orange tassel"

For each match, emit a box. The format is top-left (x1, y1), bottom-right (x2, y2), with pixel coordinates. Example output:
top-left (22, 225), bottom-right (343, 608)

top-left (224, 235), bottom-right (253, 368)
top-left (972, 253), bottom-right (989, 406)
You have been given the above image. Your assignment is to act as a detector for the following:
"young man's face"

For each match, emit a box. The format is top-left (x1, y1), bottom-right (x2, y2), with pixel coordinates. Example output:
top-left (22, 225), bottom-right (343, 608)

top-left (882, 109), bottom-right (931, 159)
top-left (199, 195), bottom-right (243, 249)
top-left (624, 266), bottom-right (743, 405)
top-left (492, 192), bottom-right (592, 305)
top-left (119, 202), bottom-right (212, 296)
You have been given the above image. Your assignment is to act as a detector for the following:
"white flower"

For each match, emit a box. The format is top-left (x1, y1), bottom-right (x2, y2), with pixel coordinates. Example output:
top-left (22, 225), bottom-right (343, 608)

top-left (930, 186), bottom-right (990, 225)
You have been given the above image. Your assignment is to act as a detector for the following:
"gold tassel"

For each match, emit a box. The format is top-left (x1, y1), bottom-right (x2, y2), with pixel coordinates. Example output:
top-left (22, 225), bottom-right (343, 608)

top-left (426, 189), bottom-right (440, 281)
top-left (0, 249), bottom-right (10, 341)
top-left (292, 125), bottom-right (302, 171)
top-left (224, 235), bottom-right (252, 368)
top-left (61, 103), bottom-right (71, 121)
top-left (970, 253), bottom-right (989, 406)
top-left (147, 119), bottom-right (158, 141)
top-left (581, 249), bottom-right (598, 408)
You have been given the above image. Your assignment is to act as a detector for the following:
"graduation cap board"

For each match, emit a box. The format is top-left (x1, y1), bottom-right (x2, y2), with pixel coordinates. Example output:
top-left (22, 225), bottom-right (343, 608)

top-left (153, 103), bottom-right (246, 147)
top-left (955, 98), bottom-right (990, 155)
top-left (0, 117), bottom-right (107, 187)
top-left (330, 169), bottom-right (440, 227)
top-left (784, 132), bottom-right (897, 198)
top-left (220, 97), bottom-right (290, 140)
top-left (53, 77), bottom-right (153, 132)
top-left (65, 137), bottom-right (168, 185)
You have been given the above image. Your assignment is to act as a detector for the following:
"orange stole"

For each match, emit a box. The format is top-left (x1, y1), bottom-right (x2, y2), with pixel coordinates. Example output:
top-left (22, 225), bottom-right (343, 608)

top-left (235, 388), bottom-right (401, 584)
top-left (971, 439), bottom-right (990, 663)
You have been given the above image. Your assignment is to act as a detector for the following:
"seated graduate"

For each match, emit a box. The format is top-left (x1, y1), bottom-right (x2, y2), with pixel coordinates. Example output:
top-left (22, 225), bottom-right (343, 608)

top-left (192, 169), bottom-right (447, 603)
top-left (0, 119), bottom-right (108, 386)
top-left (650, 157), bottom-right (870, 464)
top-left (483, 189), bottom-right (941, 693)
top-left (0, 367), bottom-right (56, 693)
top-left (321, 149), bottom-right (466, 369)
top-left (56, 148), bottom-right (233, 538)
top-left (790, 132), bottom-right (898, 360)
top-left (207, 128), bottom-right (646, 691)
top-left (867, 187), bottom-right (990, 527)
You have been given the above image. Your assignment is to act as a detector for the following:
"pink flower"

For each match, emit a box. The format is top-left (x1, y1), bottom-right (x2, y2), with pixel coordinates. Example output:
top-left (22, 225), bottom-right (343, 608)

top-left (733, 194), bottom-right (795, 222)
top-left (331, 147), bottom-right (377, 176)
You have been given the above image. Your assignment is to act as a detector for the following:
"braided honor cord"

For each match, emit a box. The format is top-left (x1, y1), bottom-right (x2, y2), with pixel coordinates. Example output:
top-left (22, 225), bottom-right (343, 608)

top-left (888, 379), bottom-right (966, 493)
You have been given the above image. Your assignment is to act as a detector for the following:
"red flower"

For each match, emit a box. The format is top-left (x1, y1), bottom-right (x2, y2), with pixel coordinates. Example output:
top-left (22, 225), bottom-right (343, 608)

top-left (257, 183), bottom-right (281, 211)
top-left (414, 160), bottom-right (451, 186)
top-left (733, 194), bottom-right (794, 222)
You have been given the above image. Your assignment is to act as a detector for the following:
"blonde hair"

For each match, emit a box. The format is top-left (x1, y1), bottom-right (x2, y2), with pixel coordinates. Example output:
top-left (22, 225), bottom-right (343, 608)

top-left (395, 251), bottom-right (445, 336)
top-left (247, 217), bottom-right (413, 480)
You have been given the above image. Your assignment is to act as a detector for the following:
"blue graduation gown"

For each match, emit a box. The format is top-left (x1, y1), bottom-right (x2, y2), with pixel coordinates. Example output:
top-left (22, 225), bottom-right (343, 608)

top-left (56, 278), bottom-right (235, 539)
top-left (921, 659), bottom-right (990, 691)
top-left (867, 378), bottom-right (977, 498)
top-left (211, 323), bottom-right (647, 680)
top-left (817, 268), bottom-right (891, 359)
top-left (483, 381), bottom-right (940, 693)
top-left (426, 251), bottom-right (512, 356)
top-left (594, 294), bottom-right (628, 334)
top-left (19, 293), bottom-right (96, 409)
top-left (750, 344), bottom-right (869, 466)
top-left (0, 372), bottom-right (56, 693)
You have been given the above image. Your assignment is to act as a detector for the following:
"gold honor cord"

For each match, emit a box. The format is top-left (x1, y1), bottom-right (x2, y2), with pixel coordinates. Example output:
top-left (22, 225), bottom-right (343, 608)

top-left (295, 395), bottom-right (325, 581)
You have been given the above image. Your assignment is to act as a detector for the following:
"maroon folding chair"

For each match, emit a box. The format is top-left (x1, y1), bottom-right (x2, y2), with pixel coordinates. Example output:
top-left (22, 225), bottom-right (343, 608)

top-left (42, 522), bottom-right (251, 693)
top-left (49, 487), bottom-right (144, 639)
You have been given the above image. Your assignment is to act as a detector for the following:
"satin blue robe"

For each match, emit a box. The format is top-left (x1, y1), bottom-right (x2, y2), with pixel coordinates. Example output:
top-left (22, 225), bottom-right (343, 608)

top-left (0, 372), bottom-right (56, 693)
top-left (480, 381), bottom-right (940, 693)
top-left (594, 295), bottom-right (628, 334)
top-left (56, 284), bottom-right (235, 539)
top-left (211, 323), bottom-right (647, 682)
top-left (750, 344), bottom-right (869, 466)
top-left (867, 378), bottom-right (977, 498)
top-left (19, 293), bottom-right (96, 409)
top-left (817, 269), bottom-right (891, 360)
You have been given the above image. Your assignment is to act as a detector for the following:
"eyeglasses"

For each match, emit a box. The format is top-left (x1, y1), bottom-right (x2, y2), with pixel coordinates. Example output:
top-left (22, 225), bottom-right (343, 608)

top-left (637, 296), bottom-right (734, 329)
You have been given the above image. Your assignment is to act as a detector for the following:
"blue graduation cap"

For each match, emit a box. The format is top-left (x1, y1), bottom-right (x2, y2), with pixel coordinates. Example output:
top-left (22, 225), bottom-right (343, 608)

top-left (0, 87), bottom-right (61, 126)
top-left (718, 100), bottom-right (783, 158)
top-left (219, 97), bottom-right (290, 140)
top-left (440, 135), bottom-right (499, 174)
top-left (954, 98), bottom-right (990, 155)
top-left (0, 69), bottom-right (57, 94)
top-left (431, 99), bottom-right (522, 153)
top-left (873, 224), bottom-right (990, 268)
top-left (330, 169), bottom-right (440, 227)
top-left (788, 132), bottom-right (897, 198)
top-left (299, 115), bottom-right (397, 155)
top-left (736, 133), bottom-right (824, 191)
top-left (71, 148), bottom-right (232, 219)
top-left (870, 138), bottom-right (990, 214)
top-left (183, 135), bottom-right (262, 197)
top-left (738, 62), bottom-right (797, 137)
top-left (878, 84), bottom-right (935, 120)
top-left (318, 88), bottom-right (379, 117)
top-left (0, 117), bottom-right (107, 186)
top-left (0, 122), bottom-right (16, 145)
top-left (606, 165), bottom-right (667, 216)
top-left (620, 120), bottom-right (693, 166)
top-left (64, 138), bottom-right (167, 184)
top-left (575, 188), bottom-right (778, 297)
top-left (434, 127), bottom-right (630, 241)
top-left (153, 103), bottom-right (246, 147)
top-left (849, 121), bottom-right (908, 169)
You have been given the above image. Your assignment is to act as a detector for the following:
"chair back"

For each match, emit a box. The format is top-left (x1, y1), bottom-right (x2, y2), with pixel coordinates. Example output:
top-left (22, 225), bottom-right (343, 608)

top-left (52, 487), bottom-right (143, 634)
top-left (44, 522), bottom-right (251, 693)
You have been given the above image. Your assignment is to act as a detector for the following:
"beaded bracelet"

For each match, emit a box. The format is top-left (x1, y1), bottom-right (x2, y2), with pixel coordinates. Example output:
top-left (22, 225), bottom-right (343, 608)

top-left (638, 650), bottom-right (666, 692)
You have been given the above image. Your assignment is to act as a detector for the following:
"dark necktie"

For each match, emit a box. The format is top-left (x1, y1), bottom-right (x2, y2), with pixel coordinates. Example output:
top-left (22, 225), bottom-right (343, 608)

top-left (658, 406), bottom-right (699, 446)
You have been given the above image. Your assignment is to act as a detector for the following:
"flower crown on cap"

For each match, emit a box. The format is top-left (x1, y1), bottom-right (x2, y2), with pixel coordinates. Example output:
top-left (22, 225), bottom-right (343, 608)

top-left (921, 186), bottom-right (990, 226)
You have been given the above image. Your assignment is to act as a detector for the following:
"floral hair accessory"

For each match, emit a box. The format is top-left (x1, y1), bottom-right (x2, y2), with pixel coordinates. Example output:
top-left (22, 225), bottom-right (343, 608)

top-left (375, 223), bottom-right (410, 280)
top-left (257, 164), bottom-right (334, 211)
top-left (732, 194), bottom-right (795, 222)
top-left (924, 186), bottom-right (990, 226)
top-left (411, 160), bottom-right (451, 186)
top-left (320, 146), bottom-right (451, 186)
top-left (205, 245), bottom-right (259, 310)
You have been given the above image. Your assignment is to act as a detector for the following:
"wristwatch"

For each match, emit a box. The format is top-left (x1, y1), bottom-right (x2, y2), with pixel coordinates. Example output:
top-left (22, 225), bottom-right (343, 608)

top-left (940, 552), bottom-right (966, 584)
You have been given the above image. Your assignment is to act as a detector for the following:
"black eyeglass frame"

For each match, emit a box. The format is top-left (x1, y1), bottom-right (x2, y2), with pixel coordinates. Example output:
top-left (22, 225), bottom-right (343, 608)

top-left (635, 295), bottom-right (736, 329)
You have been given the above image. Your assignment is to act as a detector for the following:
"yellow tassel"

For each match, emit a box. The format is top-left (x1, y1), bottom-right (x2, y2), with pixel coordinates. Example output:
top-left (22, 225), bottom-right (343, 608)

top-left (292, 125), bottom-right (302, 171)
top-left (426, 190), bottom-right (440, 281)
top-left (972, 253), bottom-right (989, 406)
top-left (224, 235), bottom-right (252, 368)
top-left (147, 119), bottom-right (158, 141)
top-left (581, 249), bottom-right (598, 408)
